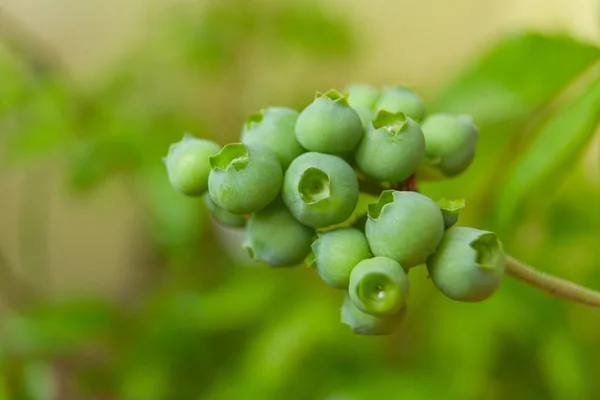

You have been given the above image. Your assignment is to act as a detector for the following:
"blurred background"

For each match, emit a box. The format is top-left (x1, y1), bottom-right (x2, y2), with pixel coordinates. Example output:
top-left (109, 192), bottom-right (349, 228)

top-left (1, 0), bottom-right (600, 398)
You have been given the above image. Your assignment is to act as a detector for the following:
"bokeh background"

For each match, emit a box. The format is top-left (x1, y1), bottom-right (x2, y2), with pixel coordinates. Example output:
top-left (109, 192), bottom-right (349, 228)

top-left (1, 0), bottom-right (600, 399)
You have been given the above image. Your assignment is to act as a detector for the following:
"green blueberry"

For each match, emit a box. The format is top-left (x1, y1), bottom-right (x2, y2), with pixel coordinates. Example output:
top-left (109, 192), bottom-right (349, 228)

top-left (344, 83), bottom-right (380, 110)
top-left (344, 84), bottom-right (380, 127)
top-left (365, 190), bottom-right (444, 269)
top-left (354, 110), bottom-right (425, 183)
top-left (375, 86), bottom-right (426, 122)
top-left (438, 198), bottom-right (465, 230)
top-left (420, 114), bottom-right (478, 177)
top-left (427, 227), bottom-right (505, 302)
top-left (311, 228), bottom-right (372, 289)
top-left (243, 200), bottom-right (315, 267)
top-left (241, 107), bottom-right (305, 169)
top-left (295, 89), bottom-right (363, 154)
top-left (208, 143), bottom-right (282, 214)
top-left (204, 194), bottom-right (246, 227)
top-left (349, 257), bottom-right (409, 316)
top-left (164, 133), bottom-right (221, 196)
top-left (282, 152), bottom-right (359, 228)
top-left (341, 293), bottom-right (407, 335)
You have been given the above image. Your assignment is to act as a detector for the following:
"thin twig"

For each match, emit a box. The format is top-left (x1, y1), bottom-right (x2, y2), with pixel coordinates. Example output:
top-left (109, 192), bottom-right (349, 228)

top-left (505, 256), bottom-right (600, 309)
top-left (0, 9), bottom-right (68, 77)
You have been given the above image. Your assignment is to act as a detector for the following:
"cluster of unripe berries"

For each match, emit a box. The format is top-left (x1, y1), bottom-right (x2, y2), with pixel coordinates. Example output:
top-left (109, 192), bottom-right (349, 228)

top-left (164, 84), bottom-right (506, 335)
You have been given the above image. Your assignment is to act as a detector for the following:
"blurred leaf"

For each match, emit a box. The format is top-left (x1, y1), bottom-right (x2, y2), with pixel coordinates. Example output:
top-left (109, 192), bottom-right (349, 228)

top-left (0, 44), bottom-right (30, 115)
top-left (270, 3), bottom-right (354, 57)
top-left (4, 78), bottom-right (74, 164)
top-left (23, 362), bottom-right (56, 400)
top-left (2, 299), bottom-right (124, 356)
top-left (493, 74), bottom-right (600, 228)
top-left (136, 164), bottom-right (207, 256)
top-left (422, 31), bottom-right (600, 222)
top-left (430, 31), bottom-right (600, 124)
top-left (540, 330), bottom-right (591, 400)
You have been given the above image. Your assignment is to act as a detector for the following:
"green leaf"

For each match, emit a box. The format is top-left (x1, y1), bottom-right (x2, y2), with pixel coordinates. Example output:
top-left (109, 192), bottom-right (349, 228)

top-left (4, 78), bottom-right (74, 164)
top-left (493, 73), bottom-right (600, 229)
top-left (1, 299), bottom-right (124, 356)
top-left (421, 32), bottom-right (600, 216)
top-left (430, 31), bottom-right (600, 124)
top-left (23, 362), bottom-right (57, 400)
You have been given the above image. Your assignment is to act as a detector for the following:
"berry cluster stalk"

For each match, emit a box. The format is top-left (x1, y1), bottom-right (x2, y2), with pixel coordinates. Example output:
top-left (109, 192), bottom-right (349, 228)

top-left (506, 256), bottom-right (600, 309)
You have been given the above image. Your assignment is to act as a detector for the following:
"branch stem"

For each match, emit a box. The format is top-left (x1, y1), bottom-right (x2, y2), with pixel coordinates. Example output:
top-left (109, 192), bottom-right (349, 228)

top-left (505, 256), bottom-right (600, 309)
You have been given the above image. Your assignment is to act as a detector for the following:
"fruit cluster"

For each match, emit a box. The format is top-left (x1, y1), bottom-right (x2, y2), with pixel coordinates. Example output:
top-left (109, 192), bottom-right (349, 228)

top-left (164, 84), bottom-right (506, 335)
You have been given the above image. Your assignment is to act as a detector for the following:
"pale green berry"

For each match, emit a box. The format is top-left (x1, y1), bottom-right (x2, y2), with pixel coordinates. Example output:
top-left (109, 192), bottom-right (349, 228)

top-left (295, 90), bottom-right (363, 154)
top-left (282, 152), bottom-right (359, 228)
top-left (164, 133), bottom-right (221, 196)
top-left (420, 114), bottom-right (478, 177)
top-left (354, 111), bottom-right (425, 183)
top-left (344, 83), bottom-right (380, 110)
top-left (349, 257), bottom-right (409, 316)
top-left (311, 228), bottom-right (372, 289)
top-left (243, 200), bottom-right (314, 267)
top-left (204, 194), bottom-right (246, 227)
top-left (365, 190), bottom-right (444, 269)
top-left (345, 84), bottom-right (380, 127)
top-left (241, 107), bottom-right (305, 169)
top-left (341, 293), bottom-right (407, 335)
top-left (438, 198), bottom-right (465, 230)
top-left (427, 227), bottom-right (505, 302)
top-left (375, 86), bottom-right (426, 122)
top-left (208, 143), bottom-right (282, 214)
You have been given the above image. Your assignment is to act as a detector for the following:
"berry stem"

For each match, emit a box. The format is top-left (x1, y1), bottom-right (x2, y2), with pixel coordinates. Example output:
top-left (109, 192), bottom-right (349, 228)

top-left (505, 256), bottom-right (600, 309)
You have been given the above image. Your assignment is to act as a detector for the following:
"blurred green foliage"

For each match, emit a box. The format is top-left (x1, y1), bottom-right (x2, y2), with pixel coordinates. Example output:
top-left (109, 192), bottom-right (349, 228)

top-left (1, 1), bottom-right (600, 399)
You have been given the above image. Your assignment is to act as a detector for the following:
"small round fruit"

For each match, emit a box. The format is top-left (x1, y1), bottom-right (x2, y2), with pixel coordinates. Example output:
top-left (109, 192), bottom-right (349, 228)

top-left (427, 227), bottom-right (505, 302)
top-left (349, 257), bottom-right (409, 316)
top-left (295, 89), bottom-right (363, 154)
top-left (420, 114), bottom-right (478, 177)
top-left (355, 111), bottom-right (425, 182)
top-left (311, 228), bottom-right (372, 289)
top-left (204, 194), bottom-right (246, 227)
top-left (282, 152), bottom-right (359, 228)
top-left (241, 107), bottom-right (305, 169)
top-left (365, 190), bottom-right (444, 269)
top-left (437, 198), bottom-right (465, 230)
top-left (344, 83), bottom-right (380, 110)
top-left (243, 200), bottom-right (314, 267)
top-left (208, 143), bottom-right (282, 214)
top-left (375, 86), bottom-right (426, 122)
top-left (341, 293), bottom-right (407, 335)
top-left (164, 133), bottom-right (221, 196)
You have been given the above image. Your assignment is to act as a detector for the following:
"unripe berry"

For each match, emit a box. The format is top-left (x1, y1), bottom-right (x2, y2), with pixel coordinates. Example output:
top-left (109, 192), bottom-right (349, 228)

top-left (345, 83), bottom-right (380, 110)
top-left (375, 86), bottom-right (426, 122)
top-left (164, 133), bottom-right (221, 196)
top-left (427, 227), bottom-right (505, 302)
top-left (365, 190), bottom-right (444, 269)
top-left (311, 228), bottom-right (372, 289)
top-left (345, 84), bottom-right (380, 127)
top-left (295, 90), bottom-right (363, 154)
top-left (420, 114), bottom-right (478, 177)
top-left (208, 143), bottom-right (282, 214)
top-left (243, 200), bottom-right (315, 267)
top-left (349, 257), bottom-right (409, 316)
top-left (241, 107), bottom-right (305, 169)
top-left (282, 152), bottom-right (359, 228)
top-left (204, 194), bottom-right (246, 228)
top-left (437, 198), bottom-right (465, 230)
top-left (341, 293), bottom-right (407, 335)
top-left (354, 111), bottom-right (425, 183)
